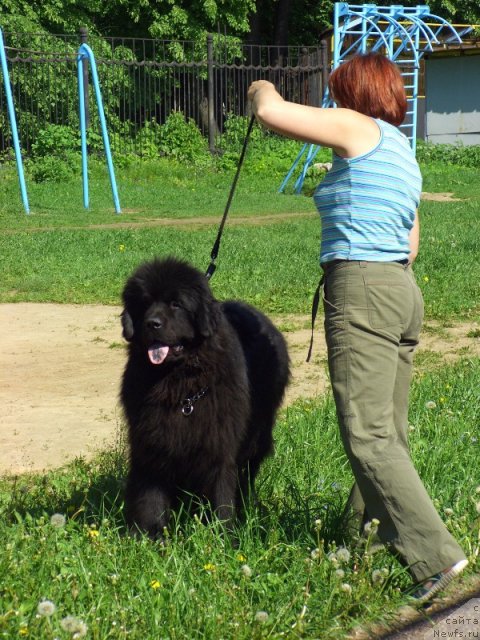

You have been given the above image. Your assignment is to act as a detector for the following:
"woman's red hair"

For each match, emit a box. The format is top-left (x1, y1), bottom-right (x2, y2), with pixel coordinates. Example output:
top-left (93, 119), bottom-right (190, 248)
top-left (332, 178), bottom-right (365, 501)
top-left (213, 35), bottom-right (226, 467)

top-left (328, 53), bottom-right (407, 126)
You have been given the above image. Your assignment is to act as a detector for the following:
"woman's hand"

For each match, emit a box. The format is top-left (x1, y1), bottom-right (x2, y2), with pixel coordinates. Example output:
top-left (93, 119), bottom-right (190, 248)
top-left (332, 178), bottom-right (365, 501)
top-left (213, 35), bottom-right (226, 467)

top-left (247, 80), bottom-right (276, 102)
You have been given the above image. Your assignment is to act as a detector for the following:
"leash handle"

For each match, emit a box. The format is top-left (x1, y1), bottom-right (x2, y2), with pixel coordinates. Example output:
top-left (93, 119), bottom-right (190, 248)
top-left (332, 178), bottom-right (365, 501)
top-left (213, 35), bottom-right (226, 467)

top-left (205, 114), bottom-right (255, 280)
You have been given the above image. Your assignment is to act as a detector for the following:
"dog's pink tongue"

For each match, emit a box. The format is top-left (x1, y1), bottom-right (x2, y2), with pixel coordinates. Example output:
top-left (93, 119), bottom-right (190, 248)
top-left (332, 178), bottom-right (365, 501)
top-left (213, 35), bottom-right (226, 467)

top-left (148, 344), bottom-right (169, 365)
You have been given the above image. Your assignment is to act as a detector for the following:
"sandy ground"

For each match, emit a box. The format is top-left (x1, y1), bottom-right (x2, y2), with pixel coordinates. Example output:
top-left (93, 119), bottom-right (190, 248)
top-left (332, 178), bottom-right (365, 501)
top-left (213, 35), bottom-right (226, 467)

top-left (1, 302), bottom-right (479, 476)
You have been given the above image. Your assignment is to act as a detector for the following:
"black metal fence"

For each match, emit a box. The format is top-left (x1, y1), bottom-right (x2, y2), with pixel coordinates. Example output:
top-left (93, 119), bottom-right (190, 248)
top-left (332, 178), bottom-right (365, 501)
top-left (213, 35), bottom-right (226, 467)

top-left (0, 29), bottom-right (329, 157)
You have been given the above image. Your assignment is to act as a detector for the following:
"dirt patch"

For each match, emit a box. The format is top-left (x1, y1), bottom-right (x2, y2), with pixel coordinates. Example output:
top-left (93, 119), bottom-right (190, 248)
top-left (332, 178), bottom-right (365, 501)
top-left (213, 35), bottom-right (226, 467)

top-left (1, 303), bottom-right (479, 476)
top-left (421, 192), bottom-right (464, 202)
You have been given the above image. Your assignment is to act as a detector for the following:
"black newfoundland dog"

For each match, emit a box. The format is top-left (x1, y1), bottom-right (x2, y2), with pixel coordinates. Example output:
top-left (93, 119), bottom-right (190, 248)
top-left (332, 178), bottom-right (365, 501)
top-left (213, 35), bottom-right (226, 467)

top-left (120, 257), bottom-right (290, 538)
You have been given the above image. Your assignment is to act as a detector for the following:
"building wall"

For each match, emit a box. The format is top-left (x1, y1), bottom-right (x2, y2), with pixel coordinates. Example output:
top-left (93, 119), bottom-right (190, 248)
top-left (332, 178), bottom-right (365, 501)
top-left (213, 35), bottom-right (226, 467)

top-left (424, 54), bottom-right (480, 145)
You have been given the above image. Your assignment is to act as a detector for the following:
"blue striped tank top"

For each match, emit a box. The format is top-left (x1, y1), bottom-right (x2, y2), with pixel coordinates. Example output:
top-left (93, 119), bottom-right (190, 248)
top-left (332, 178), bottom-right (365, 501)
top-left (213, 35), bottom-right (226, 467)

top-left (313, 118), bottom-right (422, 264)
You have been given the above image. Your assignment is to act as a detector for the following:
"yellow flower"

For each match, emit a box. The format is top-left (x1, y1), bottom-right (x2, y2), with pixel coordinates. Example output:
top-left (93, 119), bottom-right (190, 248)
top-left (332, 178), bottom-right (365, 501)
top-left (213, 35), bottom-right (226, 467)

top-left (150, 579), bottom-right (161, 589)
top-left (88, 529), bottom-right (99, 539)
top-left (19, 627), bottom-right (29, 636)
top-left (119, 244), bottom-right (125, 252)
top-left (203, 563), bottom-right (216, 572)
top-left (423, 275), bottom-right (429, 283)
top-left (439, 396), bottom-right (446, 404)
top-left (236, 553), bottom-right (247, 563)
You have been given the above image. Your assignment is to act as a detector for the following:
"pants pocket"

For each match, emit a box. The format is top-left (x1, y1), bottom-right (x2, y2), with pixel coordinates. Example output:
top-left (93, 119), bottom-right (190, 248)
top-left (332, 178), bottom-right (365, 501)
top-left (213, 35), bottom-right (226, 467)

top-left (323, 278), bottom-right (345, 328)
top-left (365, 283), bottom-right (407, 329)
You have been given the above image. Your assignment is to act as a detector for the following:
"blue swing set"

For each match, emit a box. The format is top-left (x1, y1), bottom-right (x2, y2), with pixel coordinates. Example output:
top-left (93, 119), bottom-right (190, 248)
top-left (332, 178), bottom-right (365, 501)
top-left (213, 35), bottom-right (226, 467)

top-left (0, 30), bottom-right (121, 214)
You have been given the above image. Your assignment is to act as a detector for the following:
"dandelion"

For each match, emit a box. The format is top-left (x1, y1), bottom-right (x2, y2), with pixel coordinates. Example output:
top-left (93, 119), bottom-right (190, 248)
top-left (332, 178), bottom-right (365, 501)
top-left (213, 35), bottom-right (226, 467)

top-left (37, 600), bottom-right (56, 617)
top-left (61, 616), bottom-right (87, 637)
top-left (341, 583), bottom-right (352, 594)
top-left (364, 518), bottom-right (380, 536)
top-left (371, 569), bottom-right (386, 584)
top-left (50, 513), bottom-right (66, 528)
top-left (425, 400), bottom-right (437, 410)
top-left (88, 528), bottom-right (99, 539)
top-left (408, 424), bottom-right (416, 432)
top-left (476, 486), bottom-right (480, 494)
top-left (423, 275), bottom-right (429, 283)
top-left (19, 626), bottom-right (28, 636)
top-left (119, 244), bottom-right (125, 252)
top-left (336, 547), bottom-right (351, 564)
top-left (150, 579), bottom-right (161, 589)
top-left (444, 507), bottom-right (454, 517)
top-left (327, 551), bottom-right (338, 565)
top-left (241, 564), bottom-right (253, 578)
top-left (236, 553), bottom-right (247, 562)
top-left (203, 563), bottom-right (216, 572)
top-left (310, 548), bottom-right (321, 560)
top-left (254, 611), bottom-right (269, 623)
top-left (335, 568), bottom-right (345, 579)
top-left (439, 396), bottom-right (446, 404)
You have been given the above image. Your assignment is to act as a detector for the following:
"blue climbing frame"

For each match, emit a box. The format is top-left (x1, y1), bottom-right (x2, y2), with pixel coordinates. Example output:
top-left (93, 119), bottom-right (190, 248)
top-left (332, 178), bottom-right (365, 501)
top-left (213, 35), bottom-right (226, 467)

top-left (279, 3), bottom-right (469, 194)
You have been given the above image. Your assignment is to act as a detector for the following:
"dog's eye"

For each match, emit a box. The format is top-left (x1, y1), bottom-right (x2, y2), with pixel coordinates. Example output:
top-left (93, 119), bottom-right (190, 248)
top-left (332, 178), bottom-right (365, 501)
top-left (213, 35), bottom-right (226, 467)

top-left (170, 301), bottom-right (181, 310)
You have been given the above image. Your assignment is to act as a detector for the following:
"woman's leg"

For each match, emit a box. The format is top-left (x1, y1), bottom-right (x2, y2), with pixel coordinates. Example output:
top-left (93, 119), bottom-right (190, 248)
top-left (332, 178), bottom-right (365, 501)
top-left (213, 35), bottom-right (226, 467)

top-left (324, 261), bottom-right (466, 582)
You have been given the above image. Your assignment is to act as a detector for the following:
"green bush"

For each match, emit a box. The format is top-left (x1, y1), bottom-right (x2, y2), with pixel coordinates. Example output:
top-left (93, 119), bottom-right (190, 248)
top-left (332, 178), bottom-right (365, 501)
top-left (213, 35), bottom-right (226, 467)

top-left (158, 111), bottom-right (210, 164)
top-left (416, 140), bottom-right (480, 167)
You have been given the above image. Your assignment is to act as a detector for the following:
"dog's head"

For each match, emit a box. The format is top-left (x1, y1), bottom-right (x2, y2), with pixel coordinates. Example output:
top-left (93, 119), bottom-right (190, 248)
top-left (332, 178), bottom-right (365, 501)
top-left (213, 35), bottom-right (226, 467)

top-left (121, 257), bottom-right (221, 365)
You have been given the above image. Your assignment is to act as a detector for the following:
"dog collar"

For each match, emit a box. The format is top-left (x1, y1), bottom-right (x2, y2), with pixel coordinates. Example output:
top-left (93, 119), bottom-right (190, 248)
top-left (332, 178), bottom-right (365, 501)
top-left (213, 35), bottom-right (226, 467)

top-left (181, 387), bottom-right (209, 416)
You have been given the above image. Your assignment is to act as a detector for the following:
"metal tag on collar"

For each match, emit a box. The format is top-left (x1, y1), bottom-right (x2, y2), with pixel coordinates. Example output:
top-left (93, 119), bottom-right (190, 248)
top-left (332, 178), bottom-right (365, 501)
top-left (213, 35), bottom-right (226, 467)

top-left (181, 399), bottom-right (194, 416)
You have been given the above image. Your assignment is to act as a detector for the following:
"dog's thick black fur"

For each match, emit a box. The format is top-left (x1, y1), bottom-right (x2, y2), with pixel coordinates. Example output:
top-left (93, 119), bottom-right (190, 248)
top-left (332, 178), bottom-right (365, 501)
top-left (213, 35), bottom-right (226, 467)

top-left (120, 257), bottom-right (290, 538)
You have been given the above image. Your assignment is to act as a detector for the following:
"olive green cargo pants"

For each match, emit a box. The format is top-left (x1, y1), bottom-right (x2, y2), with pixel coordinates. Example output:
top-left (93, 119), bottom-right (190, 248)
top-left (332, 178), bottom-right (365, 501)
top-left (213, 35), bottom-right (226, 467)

top-left (322, 260), bottom-right (466, 582)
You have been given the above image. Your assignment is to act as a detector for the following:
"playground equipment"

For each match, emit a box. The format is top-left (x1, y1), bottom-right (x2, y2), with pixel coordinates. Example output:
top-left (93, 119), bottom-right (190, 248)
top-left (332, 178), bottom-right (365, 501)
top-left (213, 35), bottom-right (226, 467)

top-left (0, 27), bottom-right (29, 213)
top-left (77, 43), bottom-right (121, 214)
top-left (279, 2), bottom-right (470, 194)
top-left (0, 31), bottom-right (121, 213)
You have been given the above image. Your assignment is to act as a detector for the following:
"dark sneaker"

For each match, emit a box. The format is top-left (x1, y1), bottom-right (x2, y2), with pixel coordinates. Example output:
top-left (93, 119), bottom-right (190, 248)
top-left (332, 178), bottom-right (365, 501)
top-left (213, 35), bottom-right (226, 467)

top-left (410, 559), bottom-right (468, 604)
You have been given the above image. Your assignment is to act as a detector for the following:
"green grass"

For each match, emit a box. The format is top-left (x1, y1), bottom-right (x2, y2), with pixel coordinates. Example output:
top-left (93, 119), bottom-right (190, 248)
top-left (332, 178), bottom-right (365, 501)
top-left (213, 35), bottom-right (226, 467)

top-left (0, 359), bottom-right (478, 640)
top-left (0, 158), bottom-right (479, 319)
top-left (0, 154), bottom-right (479, 637)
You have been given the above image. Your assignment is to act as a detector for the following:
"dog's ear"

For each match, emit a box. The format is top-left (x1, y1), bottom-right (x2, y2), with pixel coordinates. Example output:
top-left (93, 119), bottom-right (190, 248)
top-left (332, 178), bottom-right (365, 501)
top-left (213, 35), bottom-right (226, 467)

top-left (197, 298), bottom-right (221, 338)
top-left (121, 310), bottom-right (135, 341)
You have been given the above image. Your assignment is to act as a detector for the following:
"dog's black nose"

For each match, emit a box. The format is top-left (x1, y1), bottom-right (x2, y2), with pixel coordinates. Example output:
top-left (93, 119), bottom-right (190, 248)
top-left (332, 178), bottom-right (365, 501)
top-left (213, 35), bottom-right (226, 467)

top-left (147, 318), bottom-right (163, 331)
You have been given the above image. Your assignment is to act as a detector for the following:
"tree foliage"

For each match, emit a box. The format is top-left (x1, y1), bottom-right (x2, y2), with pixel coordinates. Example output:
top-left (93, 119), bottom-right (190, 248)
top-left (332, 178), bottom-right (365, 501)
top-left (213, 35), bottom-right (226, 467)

top-left (0, 0), bottom-right (477, 44)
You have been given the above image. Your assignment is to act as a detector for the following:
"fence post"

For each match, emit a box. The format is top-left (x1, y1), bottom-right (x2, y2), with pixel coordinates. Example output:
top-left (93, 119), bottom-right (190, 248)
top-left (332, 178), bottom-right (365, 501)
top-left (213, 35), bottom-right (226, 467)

top-left (207, 33), bottom-right (215, 153)
top-left (79, 27), bottom-right (90, 129)
top-left (320, 39), bottom-right (329, 100)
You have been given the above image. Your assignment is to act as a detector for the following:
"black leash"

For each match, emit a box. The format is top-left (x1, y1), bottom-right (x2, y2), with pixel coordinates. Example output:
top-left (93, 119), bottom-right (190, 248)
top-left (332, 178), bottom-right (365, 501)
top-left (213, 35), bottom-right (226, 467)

top-left (205, 114), bottom-right (255, 280)
top-left (306, 274), bottom-right (324, 363)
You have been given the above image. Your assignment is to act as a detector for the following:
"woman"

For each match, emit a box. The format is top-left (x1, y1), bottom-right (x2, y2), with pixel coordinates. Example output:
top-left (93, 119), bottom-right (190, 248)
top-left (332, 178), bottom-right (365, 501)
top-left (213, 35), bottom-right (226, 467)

top-left (248, 53), bottom-right (467, 603)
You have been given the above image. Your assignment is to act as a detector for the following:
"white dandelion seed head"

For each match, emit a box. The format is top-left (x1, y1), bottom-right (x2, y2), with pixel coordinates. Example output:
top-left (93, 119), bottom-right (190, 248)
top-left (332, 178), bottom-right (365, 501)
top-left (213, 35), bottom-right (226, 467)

top-left (475, 486), bottom-right (480, 494)
top-left (314, 518), bottom-right (322, 531)
top-left (50, 513), bottom-right (66, 528)
top-left (241, 564), bottom-right (253, 578)
top-left (72, 622), bottom-right (88, 639)
top-left (37, 600), bottom-right (56, 617)
top-left (61, 616), bottom-right (87, 636)
top-left (61, 616), bottom-right (79, 632)
top-left (327, 551), bottom-right (339, 565)
top-left (341, 583), bottom-right (352, 594)
top-left (335, 568), bottom-right (345, 579)
top-left (310, 548), bottom-right (321, 560)
top-left (444, 507), bottom-right (454, 516)
top-left (363, 520), bottom-right (379, 536)
top-left (425, 400), bottom-right (437, 410)
top-left (254, 611), bottom-right (269, 623)
top-left (336, 547), bottom-right (351, 564)
top-left (371, 569), bottom-right (385, 584)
